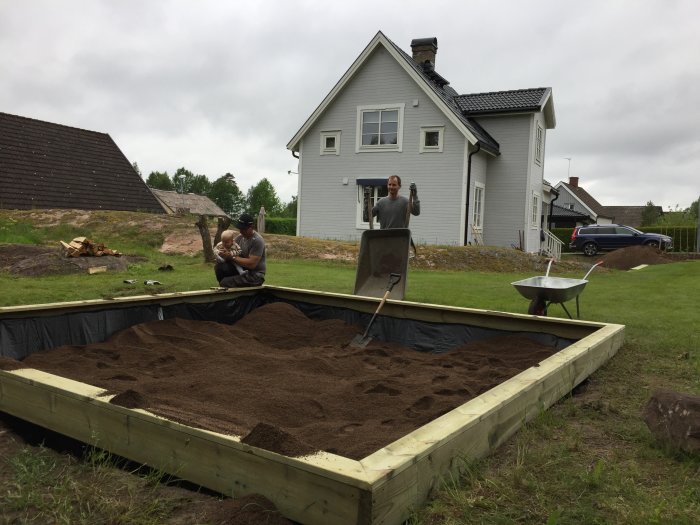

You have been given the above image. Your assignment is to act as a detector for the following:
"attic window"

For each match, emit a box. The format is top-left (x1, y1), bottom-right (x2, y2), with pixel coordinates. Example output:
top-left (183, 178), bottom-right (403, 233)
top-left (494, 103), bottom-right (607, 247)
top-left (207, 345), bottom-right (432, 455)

top-left (420, 126), bottom-right (444, 153)
top-left (320, 131), bottom-right (340, 155)
top-left (356, 104), bottom-right (405, 152)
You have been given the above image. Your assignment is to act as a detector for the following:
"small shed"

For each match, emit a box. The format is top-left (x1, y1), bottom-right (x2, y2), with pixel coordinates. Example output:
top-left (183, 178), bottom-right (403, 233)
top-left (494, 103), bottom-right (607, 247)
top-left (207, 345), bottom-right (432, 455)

top-left (150, 189), bottom-right (228, 217)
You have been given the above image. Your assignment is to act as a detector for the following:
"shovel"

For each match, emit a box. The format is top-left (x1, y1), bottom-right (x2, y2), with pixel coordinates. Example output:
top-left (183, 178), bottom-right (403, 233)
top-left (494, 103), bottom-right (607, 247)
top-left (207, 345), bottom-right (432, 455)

top-left (350, 273), bottom-right (402, 349)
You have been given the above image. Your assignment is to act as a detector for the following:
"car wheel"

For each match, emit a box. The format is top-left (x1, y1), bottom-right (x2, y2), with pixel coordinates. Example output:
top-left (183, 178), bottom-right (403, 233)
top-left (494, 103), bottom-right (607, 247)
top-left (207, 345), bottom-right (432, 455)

top-left (582, 242), bottom-right (598, 256)
top-left (645, 240), bottom-right (659, 250)
top-left (528, 297), bottom-right (547, 316)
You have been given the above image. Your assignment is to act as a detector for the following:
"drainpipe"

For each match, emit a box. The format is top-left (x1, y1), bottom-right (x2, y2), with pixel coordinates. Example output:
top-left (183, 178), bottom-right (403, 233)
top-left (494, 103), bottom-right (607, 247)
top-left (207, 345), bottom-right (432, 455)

top-left (464, 142), bottom-right (481, 245)
top-left (548, 187), bottom-right (559, 230)
top-left (292, 151), bottom-right (299, 159)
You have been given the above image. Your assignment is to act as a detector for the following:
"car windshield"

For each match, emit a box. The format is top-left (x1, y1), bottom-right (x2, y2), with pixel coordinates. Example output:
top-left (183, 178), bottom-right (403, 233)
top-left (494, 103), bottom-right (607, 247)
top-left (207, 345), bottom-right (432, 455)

top-left (626, 226), bottom-right (644, 234)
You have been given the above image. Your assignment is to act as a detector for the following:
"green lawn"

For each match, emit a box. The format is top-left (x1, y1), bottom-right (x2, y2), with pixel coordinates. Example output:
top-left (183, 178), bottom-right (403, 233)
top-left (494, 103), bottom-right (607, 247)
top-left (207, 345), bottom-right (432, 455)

top-left (1, 253), bottom-right (699, 524)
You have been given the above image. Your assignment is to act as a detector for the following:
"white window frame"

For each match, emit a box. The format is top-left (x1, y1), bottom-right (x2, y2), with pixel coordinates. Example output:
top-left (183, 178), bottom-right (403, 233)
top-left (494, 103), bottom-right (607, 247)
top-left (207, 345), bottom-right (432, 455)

top-left (472, 183), bottom-right (485, 230)
top-left (534, 123), bottom-right (543, 165)
top-left (320, 130), bottom-right (340, 156)
top-left (419, 126), bottom-right (444, 153)
top-left (355, 103), bottom-right (405, 153)
top-left (531, 192), bottom-right (540, 228)
top-left (355, 184), bottom-right (389, 228)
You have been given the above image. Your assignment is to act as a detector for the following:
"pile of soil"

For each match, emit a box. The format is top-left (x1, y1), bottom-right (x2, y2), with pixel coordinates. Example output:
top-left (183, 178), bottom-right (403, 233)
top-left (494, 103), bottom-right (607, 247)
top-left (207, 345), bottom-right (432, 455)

top-left (600, 245), bottom-right (672, 270)
top-left (1, 302), bottom-right (559, 460)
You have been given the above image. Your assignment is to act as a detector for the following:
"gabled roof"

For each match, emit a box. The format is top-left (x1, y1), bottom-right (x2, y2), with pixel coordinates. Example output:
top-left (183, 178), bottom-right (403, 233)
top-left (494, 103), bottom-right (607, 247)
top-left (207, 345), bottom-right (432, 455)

top-left (0, 112), bottom-right (163, 213)
top-left (287, 31), bottom-right (501, 155)
top-left (150, 188), bottom-right (228, 217)
top-left (556, 181), bottom-right (612, 219)
top-left (287, 31), bottom-right (556, 156)
top-left (600, 205), bottom-right (662, 227)
top-left (455, 88), bottom-right (556, 128)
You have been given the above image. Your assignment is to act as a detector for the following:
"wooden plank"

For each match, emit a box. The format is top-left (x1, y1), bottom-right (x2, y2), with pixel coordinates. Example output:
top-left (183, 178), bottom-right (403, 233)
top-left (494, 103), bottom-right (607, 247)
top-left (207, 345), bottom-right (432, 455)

top-left (0, 289), bottom-right (626, 524)
top-left (361, 323), bottom-right (624, 524)
top-left (87, 266), bottom-right (107, 274)
top-left (0, 369), bottom-right (372, 525)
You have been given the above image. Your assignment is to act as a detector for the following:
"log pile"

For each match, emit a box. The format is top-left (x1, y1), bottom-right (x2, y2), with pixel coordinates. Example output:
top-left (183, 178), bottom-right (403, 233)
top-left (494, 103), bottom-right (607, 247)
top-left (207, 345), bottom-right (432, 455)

top-left (59, 237), bottom-right (121, 258)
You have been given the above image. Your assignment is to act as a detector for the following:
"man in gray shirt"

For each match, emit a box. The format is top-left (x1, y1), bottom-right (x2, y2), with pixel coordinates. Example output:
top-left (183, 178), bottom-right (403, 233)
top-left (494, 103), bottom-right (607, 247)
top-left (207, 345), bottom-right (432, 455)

top-left (371, 175), bottom-right (420, 229)
top-left (216, 213), bottom-right (266, 288)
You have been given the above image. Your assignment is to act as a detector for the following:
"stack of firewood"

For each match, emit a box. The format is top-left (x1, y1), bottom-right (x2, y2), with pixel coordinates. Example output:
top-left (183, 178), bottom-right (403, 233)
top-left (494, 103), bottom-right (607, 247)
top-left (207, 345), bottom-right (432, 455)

top-left (60, 237), bottom-right (121, 258)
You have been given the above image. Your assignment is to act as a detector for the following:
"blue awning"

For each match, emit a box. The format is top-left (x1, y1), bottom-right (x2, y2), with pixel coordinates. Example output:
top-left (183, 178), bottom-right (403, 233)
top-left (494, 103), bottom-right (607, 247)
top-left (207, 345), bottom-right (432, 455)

top-left (356, 178), bottom-right (388, 186)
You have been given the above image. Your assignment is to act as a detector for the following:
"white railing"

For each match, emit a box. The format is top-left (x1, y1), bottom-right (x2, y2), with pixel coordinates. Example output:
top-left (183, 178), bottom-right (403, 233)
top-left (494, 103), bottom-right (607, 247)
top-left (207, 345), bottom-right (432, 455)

top-left (541, 229), bottom-right (563, 260)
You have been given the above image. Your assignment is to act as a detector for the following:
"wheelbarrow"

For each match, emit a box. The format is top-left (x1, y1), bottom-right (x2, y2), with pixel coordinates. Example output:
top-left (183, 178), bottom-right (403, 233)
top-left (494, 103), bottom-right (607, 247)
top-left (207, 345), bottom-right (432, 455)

top-left (511, 260), bottom-right (603, 318)
top-left (354, 228), bottom-right (410, 300)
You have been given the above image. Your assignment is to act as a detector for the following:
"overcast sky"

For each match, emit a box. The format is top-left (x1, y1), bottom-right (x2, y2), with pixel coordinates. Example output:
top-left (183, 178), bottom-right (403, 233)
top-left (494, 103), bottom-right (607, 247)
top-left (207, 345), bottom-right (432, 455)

top-left (2, 0), bottom-right (698, 209)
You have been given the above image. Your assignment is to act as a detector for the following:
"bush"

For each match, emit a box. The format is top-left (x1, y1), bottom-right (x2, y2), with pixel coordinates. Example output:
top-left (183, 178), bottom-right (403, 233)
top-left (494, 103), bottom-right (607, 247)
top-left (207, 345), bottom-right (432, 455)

top-left (264, 218), bottom-right (296, 236)
top-left (643, 226), bottom-right (698, 252)
top-left (551, 228), bottom-right (575, 252)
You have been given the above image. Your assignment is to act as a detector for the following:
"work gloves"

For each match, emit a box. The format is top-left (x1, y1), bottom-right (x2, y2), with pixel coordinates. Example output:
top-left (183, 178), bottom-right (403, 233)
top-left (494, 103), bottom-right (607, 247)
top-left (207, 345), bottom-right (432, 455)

top-left (409, 182), bottom-right (418, 195)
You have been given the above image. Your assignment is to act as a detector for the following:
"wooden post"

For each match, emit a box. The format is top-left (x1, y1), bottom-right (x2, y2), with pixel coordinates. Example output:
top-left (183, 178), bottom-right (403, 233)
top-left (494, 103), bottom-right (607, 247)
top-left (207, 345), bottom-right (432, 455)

top-left (214, 216), bottom-right (232, 246)
top-left (196, 215), bottom-right (216, 263)
top-left (257, 206), bottom-right (266, 234)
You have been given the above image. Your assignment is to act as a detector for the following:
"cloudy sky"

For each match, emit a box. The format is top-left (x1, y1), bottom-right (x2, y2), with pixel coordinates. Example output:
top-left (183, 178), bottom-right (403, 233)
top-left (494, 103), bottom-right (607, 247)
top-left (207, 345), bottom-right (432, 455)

top-left (2, 0), bottom-right (698, 209)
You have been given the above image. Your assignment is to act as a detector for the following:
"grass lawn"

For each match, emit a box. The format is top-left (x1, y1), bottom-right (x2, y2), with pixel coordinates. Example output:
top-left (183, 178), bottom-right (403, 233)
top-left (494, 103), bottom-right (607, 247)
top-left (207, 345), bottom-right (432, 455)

top-left (1, 237), bottom-right (699, 523)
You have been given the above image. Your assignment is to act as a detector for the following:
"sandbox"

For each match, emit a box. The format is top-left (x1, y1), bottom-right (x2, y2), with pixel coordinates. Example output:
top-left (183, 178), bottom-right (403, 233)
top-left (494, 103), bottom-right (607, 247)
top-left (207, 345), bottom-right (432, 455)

top-left (0, 286), bottom-right (624, 524)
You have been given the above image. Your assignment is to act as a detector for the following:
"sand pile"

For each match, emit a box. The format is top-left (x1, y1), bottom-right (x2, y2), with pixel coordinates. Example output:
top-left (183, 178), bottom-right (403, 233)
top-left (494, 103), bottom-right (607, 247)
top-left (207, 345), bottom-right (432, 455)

top-left (2, 302), bottom-right (559, 459)
top-left (600, 245), bottom-right (671, 270)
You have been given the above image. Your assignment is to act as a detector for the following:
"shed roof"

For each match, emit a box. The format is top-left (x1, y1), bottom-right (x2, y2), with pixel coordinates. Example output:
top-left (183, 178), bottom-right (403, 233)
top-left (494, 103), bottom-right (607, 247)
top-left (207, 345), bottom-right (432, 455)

top-left (0, 112), bottom-right (163, 213)
top-left (600, 206), bottom-right (662, 227)
top-left (150, 188), bottom-right (228, 217)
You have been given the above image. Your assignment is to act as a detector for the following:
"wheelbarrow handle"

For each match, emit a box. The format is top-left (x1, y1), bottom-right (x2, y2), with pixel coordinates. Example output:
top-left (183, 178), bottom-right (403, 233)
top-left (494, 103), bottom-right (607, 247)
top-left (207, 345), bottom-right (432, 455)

top-left (582, 261), bottom-right (604, 280)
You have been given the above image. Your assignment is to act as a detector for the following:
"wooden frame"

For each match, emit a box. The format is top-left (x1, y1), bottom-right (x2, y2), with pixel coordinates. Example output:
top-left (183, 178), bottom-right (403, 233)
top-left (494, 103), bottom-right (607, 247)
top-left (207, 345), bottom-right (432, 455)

top-left (0, 286), bottom-right (624, 524)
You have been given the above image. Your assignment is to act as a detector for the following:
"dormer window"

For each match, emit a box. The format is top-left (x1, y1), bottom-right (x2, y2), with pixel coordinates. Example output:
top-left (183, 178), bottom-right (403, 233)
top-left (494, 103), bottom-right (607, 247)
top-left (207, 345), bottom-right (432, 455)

top-left (320, 131), bottom-right (340, 155)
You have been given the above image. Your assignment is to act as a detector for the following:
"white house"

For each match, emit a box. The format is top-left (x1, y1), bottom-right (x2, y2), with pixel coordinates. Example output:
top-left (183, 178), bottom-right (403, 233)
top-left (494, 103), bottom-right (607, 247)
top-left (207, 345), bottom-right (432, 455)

top-left (287, 31), bottom-right (559, 254)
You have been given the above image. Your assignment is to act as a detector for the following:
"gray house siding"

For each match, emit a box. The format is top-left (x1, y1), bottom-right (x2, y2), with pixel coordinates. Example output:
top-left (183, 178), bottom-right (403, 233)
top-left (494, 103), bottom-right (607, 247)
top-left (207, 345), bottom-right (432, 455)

top-left (466, 150), bottom-right (488, 245)
top-left (297, 46), bottom-right (467, 245)
top-left (476, 114), bottom-right (535, 250)
top-left (525, 112), bottom-right (546, 252)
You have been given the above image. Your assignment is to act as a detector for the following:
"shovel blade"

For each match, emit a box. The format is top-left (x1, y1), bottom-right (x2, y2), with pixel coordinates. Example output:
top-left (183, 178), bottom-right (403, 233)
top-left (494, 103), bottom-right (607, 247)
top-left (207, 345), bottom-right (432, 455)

top-left (349, 333), bottom-right (372, 349)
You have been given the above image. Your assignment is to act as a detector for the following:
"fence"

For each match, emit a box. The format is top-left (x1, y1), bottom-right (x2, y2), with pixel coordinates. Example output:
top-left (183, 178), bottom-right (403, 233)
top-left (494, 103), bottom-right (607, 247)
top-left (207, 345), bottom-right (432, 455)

top-left (551, 226), bottom-right (699, 253)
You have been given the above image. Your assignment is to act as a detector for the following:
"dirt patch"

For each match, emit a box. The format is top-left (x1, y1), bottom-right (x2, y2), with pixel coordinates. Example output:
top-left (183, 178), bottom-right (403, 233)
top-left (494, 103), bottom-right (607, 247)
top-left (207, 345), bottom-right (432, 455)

top-left (0, 244), bottom-right (145, 277)
top-left (6, 302), bottom-right (559, 460)
top-left (600, 245), bottom-right (672, 270)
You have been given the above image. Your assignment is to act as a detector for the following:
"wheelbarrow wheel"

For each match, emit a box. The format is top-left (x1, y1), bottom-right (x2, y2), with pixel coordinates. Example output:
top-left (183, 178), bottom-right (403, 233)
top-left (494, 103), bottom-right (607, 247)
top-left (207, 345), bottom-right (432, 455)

top-left (528, 297), bottom-right (548, 316)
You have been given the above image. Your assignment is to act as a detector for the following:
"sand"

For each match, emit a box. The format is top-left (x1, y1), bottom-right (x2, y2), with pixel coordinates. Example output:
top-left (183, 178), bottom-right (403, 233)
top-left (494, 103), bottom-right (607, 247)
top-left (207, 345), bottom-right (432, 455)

top-left (3, 302), bottom-right (559, 459)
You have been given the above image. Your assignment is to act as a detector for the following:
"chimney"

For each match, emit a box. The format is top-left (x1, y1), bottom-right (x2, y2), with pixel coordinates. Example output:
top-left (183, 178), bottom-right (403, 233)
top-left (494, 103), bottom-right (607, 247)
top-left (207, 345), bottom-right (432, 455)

top-left (411, 37), bottom-right (438, 70)
top-left (569, 176), bottom-right (579, 187)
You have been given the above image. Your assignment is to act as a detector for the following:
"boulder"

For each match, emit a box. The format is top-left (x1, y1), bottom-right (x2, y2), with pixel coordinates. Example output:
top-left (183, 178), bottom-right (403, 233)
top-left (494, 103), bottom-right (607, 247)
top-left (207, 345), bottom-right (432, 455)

top-left (643, 390), bottom-right (700, 454)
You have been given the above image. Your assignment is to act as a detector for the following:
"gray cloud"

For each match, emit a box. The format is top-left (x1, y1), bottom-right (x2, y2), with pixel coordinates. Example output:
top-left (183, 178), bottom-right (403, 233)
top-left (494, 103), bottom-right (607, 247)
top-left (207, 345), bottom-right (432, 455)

top-left (1, 0), bottom-right (698, 208)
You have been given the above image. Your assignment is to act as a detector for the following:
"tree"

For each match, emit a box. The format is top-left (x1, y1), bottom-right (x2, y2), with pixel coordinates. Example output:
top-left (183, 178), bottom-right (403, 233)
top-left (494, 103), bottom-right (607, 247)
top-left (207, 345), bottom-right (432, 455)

top-left (172, 167), bottom-right (211, 195)
top-left (246, 178), bottom-right (282, 216)
top-left (690, 198), bottom-right (699, 220)
top-left (640, 201), bottom-right (659, 226)
top-left (208, 173), bottom-right (246, 217)
top-left (146, 171), bottom-right (174, 191)
top-left (132, 162), bottom-right (142, 178)
top-left (279, 195), bottom-right (297, 218)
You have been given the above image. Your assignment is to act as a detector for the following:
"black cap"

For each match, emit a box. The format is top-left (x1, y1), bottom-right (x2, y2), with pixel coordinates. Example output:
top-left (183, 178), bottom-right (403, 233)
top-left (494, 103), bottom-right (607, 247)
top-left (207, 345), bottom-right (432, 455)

top-left (236, 213), bottom-right (254, 230)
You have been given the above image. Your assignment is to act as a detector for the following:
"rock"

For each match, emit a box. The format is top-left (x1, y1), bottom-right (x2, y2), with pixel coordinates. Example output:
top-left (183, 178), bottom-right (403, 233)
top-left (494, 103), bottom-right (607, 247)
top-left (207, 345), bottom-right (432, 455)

top-left (642, 390), bottom-right (700, 454)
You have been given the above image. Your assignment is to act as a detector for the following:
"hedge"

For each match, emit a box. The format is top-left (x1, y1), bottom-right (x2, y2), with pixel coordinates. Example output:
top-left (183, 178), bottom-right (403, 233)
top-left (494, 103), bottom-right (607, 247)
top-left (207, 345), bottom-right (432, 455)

top-left (551, 226), bottom-right (698, 253)
top-left (264, 217), bottom-right (297, 236)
